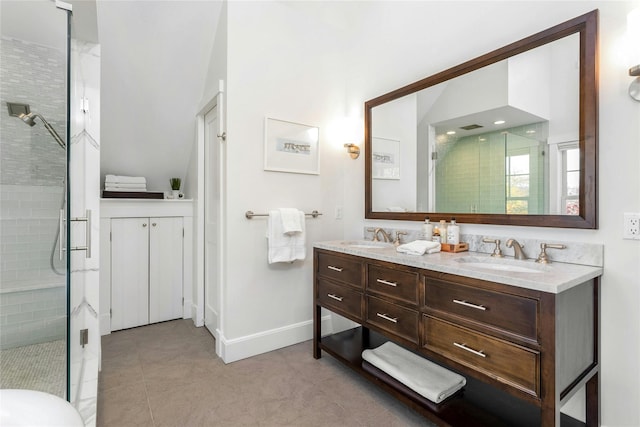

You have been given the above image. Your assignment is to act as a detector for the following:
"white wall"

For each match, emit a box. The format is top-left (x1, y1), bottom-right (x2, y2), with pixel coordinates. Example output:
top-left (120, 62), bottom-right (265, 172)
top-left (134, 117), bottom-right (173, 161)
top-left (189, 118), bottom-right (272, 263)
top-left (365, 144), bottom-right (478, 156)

top-left (213, 2), bottom-right (638, 425)
top-left (97, 0), bottom-right (220, 192)
top-left (217, 1), bottom-right (349, 360)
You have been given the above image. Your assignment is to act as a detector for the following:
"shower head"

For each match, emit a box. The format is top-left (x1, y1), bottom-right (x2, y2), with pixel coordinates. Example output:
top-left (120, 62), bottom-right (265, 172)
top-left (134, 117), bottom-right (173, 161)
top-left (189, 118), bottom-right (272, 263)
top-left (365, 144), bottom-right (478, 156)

top-left (19, 113), bottom-right (37, 127)
top-left (6, 101), bottom-right (66, 149)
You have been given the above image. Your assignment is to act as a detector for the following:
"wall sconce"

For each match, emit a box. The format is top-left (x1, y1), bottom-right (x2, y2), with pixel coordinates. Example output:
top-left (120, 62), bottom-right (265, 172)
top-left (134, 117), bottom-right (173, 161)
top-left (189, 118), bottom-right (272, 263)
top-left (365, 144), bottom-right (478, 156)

top-left (344, 143), bottom-right (360, 159)
top-left (628, 7), bottom-right (640, 101)
top-left (630, 65), bottom-right (640, 101)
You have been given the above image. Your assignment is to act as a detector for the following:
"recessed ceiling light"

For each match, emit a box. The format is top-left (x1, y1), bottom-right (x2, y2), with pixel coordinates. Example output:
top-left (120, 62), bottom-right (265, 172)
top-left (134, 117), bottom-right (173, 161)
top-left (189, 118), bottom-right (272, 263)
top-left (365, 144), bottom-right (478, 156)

top-left (526, 130), bottom-right (536, 134)
top-left (479, 138), bottom-right (487, 141)
top-left (494, 120), bottom-right (506, 125)
top-left (446, 131), bottom-right (456, 135)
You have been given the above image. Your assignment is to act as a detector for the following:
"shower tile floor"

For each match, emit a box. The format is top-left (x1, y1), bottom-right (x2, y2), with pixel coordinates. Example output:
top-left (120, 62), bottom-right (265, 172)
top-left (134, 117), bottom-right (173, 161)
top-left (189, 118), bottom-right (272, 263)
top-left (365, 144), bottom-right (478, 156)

top-left (0, 339), bottom-right (66, 397)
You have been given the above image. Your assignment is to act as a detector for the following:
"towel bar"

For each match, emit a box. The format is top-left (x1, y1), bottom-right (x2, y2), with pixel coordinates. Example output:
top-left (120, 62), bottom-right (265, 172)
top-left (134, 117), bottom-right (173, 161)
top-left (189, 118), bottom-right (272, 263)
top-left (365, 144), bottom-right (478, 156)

top-left (245, 210), bottom-right (322, 219)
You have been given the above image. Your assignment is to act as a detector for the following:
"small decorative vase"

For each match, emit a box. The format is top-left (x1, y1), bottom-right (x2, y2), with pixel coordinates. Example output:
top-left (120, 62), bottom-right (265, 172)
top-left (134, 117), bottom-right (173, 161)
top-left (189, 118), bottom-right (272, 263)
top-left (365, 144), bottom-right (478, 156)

top-left (172, 190), bottom-right (180, 199)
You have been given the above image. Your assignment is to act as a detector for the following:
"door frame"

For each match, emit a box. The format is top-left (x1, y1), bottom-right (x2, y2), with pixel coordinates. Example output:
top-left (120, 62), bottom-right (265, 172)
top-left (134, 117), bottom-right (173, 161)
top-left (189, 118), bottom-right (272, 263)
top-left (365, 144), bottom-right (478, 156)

top-left (195, 83), bottom-right (225, 344)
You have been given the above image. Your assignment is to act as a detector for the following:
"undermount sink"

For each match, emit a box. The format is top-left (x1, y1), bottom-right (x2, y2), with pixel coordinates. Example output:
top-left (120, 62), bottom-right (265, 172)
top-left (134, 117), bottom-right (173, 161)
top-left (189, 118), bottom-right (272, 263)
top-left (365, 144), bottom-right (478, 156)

top-left (455, 256), bottom-right (544, 274)
top-left (341, 240), bottom-right (394, 249)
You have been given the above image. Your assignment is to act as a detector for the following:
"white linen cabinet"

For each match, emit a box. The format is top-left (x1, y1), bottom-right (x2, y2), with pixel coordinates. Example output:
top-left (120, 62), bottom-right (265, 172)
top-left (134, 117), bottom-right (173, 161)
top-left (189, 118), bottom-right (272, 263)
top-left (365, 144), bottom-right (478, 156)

top-left (100, 199), bottom-right (194, 334)
top-left (110, 216), bottom-right (183, 330)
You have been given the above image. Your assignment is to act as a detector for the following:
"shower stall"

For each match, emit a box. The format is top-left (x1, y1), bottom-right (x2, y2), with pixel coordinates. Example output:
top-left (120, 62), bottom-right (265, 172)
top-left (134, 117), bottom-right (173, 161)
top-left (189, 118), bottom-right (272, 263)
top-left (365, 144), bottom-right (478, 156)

top-left (0, 1), bottom-right (100, 425)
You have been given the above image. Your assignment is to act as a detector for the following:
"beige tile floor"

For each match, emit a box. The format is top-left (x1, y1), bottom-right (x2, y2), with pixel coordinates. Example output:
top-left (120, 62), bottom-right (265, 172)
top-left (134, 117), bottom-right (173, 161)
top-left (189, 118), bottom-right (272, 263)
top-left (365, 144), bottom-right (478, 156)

top-left (97, 319), bottom-right (433, 427)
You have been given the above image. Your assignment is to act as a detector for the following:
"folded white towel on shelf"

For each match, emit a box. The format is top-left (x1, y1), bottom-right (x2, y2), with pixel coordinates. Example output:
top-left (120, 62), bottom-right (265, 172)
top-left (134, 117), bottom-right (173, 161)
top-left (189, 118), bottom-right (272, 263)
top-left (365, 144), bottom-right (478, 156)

top-left (396, 240), bottom-right (441, 256)
top-left (105, 175), bottom-right (147, 185)
top-left (266, 209), bottom-right (306, 264)
top-left (362, 342), bottom-right (466, 404)
top-left (104, 186), bottom-right (147, 192)
top-left (105, 183), bottom-right (147, 189)
top-left (279, 208), bottom-right (303, 235)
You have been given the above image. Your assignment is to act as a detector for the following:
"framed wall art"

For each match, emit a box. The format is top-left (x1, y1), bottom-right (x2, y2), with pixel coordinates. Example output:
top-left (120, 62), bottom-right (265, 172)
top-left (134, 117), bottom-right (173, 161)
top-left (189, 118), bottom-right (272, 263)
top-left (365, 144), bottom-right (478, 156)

top-left (264, 117), bottom-right (320, 175)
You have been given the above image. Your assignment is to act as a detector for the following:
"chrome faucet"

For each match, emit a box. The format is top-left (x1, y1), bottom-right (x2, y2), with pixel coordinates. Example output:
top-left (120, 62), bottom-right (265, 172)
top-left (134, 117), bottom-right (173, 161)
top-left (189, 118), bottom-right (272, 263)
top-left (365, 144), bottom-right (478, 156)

top-left (373, 228), bottom-right (392, 243)
top-left (506, 239), bottom-right (526, 260)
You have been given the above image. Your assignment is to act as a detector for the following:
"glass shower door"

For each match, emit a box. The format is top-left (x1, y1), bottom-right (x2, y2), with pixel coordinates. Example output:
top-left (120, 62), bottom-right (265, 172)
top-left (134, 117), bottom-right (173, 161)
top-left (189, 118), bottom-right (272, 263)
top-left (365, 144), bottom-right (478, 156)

top-left (0, 0), bottom-right (70, 399)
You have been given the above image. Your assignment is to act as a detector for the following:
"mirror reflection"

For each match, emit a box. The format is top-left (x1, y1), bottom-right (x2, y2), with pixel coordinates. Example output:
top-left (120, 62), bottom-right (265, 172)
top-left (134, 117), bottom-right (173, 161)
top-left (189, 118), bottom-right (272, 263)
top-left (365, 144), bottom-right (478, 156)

top-left (371, 33), bottom-right (579, 216)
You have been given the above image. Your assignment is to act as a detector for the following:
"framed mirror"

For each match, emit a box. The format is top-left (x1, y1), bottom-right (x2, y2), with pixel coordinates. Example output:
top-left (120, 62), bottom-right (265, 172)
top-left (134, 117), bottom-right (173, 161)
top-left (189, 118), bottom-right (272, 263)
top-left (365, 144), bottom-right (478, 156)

top-left (365, 10), bottom-right (598, 229)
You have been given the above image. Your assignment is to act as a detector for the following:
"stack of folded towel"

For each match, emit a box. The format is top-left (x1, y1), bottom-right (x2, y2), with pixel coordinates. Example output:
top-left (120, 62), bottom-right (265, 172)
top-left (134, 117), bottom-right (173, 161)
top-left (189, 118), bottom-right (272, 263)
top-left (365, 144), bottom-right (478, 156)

top-left (396, 240), bottom-right (441, 255)
top-left (104, 175), bottom-right (147, 192)
top-left (362, 341), bottom-right (466, 404)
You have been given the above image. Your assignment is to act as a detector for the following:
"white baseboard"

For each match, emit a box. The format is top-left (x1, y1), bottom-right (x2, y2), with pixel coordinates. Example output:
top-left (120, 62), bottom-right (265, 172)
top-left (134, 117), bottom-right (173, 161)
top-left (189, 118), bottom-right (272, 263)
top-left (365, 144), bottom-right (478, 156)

top-left (191, 302), bottom-right (204, 327)
top-left (99, 314), bottom-right (111, 336)
top-left (183, 298), bottom-right (193, 320)
top-left (217, 315), bottom-right (332, 363)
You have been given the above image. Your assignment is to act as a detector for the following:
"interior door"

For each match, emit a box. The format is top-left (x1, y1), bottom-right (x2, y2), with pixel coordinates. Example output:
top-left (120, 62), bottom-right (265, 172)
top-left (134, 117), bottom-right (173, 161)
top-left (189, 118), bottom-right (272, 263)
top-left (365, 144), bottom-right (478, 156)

top-left (204, 106), bottom-right (220, 336)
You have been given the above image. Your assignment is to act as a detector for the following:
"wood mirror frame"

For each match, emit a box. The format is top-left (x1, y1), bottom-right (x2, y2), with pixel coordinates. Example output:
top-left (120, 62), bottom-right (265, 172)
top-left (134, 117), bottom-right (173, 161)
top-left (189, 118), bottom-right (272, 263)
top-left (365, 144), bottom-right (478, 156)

top-left (365, 10), bottom-right (598, 229)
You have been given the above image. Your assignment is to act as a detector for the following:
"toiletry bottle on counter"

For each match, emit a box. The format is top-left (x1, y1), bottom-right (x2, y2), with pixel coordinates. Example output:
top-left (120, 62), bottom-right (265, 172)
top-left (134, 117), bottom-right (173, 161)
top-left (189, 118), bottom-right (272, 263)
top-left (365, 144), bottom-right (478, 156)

top-left (432, 227), bottom-right (441, 242)
top-left (422, 218), bottom-right (433, 241)
top-left (439, 220), bottom-right (448, 244)
top-left (447, 218), bottom-right (460, 245)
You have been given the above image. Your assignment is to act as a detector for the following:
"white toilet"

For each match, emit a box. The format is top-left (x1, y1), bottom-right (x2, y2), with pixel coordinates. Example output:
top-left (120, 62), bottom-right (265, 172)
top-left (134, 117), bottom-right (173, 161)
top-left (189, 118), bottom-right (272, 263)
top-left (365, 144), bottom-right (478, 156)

top-left (0, 389), bottom-right (84, 427)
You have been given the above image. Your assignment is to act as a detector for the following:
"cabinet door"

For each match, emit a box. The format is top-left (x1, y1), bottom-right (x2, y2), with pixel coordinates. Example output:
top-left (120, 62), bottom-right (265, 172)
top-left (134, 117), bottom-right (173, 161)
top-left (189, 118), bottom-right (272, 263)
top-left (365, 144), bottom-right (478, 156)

top-left (149, 217), bottom-right (183, 323)
top-left (111, 218), bottom-right (150, 330)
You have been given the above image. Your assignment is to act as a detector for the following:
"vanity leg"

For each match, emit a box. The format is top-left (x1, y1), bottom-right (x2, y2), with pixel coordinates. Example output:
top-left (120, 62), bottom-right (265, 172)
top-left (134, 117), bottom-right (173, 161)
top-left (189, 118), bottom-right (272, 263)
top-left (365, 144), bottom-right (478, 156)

top-left (585, 372), bottom-right (599, 426)
top-left (313, 304), bottom-right (321, 359)
top-left (362, 327), bottom-right (370, 349)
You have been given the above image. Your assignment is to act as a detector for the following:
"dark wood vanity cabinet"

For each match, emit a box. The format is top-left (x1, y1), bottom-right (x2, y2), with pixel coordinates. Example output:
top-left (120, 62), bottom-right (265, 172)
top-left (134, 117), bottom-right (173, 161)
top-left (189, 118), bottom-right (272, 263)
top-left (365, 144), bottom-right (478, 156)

top-left (313, 248), bottom-right (600, 427)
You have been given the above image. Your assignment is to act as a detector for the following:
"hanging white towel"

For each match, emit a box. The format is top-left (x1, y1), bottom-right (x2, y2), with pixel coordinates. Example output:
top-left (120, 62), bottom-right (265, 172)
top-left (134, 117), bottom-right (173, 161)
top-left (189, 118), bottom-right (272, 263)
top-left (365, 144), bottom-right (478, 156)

top-left (362, 342), bottom-right (466, 404)
top-left (279, 208), bottom-right (303, 235)
top-left (396, 240), bottom-right (441, 256)
top-left (266, 210), bottom-right (306, 264)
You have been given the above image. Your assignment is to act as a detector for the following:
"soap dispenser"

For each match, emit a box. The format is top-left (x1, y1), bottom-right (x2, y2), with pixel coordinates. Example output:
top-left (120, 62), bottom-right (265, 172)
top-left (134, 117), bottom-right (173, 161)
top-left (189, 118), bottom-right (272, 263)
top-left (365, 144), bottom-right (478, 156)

top-left (439, 220), bottom-right (448, 244)
top-left (422, 218), bottom-right (433, 241)
top-left (447, 218), bottom-right (460, 245)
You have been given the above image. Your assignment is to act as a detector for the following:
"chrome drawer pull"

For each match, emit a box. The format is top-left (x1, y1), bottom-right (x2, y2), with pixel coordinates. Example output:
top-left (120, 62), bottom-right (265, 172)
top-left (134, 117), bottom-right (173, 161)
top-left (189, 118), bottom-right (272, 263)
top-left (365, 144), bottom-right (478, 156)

top-left (327, 293), bottom-right (343, 302)
top-left (376, 313), bottom-right (398, 323)
top-left (453, 299), bottom-right (486, 311)
top-left (454, 342), bottom-right (486, 358)
top-left (327, 265), bottom-right (343, 272)
top-left (376, 279), bottom-right (397, 287)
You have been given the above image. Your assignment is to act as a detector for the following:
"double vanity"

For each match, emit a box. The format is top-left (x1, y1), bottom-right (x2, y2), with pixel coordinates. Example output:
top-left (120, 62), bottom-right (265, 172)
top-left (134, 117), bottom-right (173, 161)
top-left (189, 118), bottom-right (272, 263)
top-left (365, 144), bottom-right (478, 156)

top-left (313, 240), bottom-right (602, 426)
top-left (314, 9), bottom-right (602, 426)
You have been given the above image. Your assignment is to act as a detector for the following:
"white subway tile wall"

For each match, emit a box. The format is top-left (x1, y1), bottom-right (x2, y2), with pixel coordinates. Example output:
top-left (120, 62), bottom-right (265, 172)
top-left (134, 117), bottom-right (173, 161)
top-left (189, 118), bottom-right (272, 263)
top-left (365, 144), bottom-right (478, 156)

top-left (1, 36), bottom-right (67, 348)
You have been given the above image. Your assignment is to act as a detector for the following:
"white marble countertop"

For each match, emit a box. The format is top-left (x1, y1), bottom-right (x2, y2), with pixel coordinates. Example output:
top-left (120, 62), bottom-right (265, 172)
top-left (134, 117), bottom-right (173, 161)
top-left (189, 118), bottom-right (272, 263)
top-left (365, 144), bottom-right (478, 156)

top-left (313, 240), bottom-right (603, 294)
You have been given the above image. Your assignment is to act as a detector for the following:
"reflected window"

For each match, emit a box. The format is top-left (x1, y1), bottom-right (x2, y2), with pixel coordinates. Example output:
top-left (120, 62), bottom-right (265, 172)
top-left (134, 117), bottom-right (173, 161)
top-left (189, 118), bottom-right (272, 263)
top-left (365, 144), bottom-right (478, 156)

top-left (506, 153), bottom-right (530, 214)
top-left (562, 146), bottom-right (580, 215)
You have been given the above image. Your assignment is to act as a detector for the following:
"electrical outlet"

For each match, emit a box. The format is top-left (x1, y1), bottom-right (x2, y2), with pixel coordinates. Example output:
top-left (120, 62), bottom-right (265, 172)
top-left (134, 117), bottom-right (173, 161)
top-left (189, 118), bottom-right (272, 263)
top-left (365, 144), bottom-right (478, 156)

top-left (623, 213), bottom-right (640, 240)
top-left (335, 206), bottom-right (343, 220)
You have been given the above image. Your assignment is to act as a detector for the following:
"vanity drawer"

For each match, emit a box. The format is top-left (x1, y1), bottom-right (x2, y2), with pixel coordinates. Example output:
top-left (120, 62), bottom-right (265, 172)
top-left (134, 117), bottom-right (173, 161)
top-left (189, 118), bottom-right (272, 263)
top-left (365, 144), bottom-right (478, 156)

top-left (366, 295), bottom-right (419, 344)
top-left (317, 278), bottom-right (363, 320)
top-left (423, 315), bottom-right (540, 397)
top-left (317, 252), bottom-right (362, 288)
top-left (367, 264), bottom-right (420, 306)
top-left (425, 278), bottom-right (538, 341)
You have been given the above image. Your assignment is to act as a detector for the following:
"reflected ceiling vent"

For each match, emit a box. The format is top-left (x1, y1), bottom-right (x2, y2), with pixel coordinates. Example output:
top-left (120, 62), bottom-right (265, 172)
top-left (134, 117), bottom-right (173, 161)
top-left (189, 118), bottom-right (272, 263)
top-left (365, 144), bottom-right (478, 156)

top-left (460, 124), bottom-right (483, 130)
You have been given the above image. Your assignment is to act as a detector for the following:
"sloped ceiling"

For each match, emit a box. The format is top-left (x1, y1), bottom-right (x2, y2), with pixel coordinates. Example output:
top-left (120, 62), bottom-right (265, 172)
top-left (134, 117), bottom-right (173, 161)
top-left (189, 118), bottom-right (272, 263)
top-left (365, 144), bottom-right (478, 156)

top-left (97, 0), bottom-right (222, 192)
